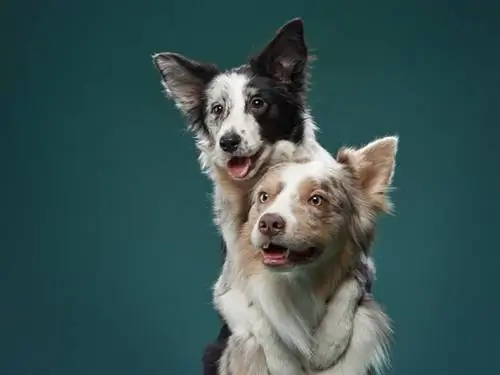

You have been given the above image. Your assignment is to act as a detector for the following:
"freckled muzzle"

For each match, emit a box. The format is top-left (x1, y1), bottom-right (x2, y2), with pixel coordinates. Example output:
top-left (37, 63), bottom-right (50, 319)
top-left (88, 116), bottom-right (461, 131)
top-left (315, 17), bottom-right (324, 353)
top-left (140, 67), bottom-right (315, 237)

top-left (255, 212), bottom-right (323, 268)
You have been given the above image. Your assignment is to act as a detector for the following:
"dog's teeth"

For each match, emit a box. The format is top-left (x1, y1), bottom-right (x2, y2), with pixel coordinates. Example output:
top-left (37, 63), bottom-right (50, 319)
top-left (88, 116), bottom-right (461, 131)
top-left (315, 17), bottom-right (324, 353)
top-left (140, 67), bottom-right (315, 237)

top-left (263, 243), bottom-right (269, 249)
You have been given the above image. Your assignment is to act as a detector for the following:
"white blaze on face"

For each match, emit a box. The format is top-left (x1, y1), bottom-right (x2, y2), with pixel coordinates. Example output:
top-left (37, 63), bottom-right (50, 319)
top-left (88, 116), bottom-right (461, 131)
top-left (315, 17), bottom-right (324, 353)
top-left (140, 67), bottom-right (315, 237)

top-left (251, 160), bottom-right (343, 247)
top-left (205, 72), bottom-right (263, 157)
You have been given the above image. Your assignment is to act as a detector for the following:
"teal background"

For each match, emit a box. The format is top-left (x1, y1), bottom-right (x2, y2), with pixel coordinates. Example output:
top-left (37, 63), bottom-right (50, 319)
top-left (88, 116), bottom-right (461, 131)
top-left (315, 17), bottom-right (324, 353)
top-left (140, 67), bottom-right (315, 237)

top-left (2, 0), bottom-right (499, 374)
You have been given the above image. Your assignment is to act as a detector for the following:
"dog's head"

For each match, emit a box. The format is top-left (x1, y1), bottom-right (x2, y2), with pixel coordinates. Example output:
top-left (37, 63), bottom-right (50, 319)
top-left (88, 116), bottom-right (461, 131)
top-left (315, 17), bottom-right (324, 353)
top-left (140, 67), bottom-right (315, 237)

top-left (248, 136), bottom-right (398, 271)
top-left (152, 18), bottom-right (311, 180)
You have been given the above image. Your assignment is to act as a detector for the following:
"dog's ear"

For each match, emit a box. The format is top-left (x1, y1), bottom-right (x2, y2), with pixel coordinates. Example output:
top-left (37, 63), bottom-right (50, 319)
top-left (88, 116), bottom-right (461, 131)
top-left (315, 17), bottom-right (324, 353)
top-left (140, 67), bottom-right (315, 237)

top-left (152, 52), bottom-right (219, 119)
top-left (250, 18), bottom-right (308, 89)
top-left (337, 136), bottom-right (398, 213)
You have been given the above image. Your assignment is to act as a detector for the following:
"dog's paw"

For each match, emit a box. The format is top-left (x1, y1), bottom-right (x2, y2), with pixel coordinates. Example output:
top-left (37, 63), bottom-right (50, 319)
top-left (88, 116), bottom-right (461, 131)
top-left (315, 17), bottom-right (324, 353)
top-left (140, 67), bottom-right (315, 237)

top-left (335, 276), bottom-right (364, 304)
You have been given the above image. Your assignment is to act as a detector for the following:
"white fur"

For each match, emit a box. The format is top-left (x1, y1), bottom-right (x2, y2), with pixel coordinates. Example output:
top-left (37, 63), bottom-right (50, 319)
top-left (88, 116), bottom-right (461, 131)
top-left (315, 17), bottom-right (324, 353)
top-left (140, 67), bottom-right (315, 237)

top-left (316, 301), bottom-right (392, 375)
top-left (250, 272), bottom-right (323, 358)
top-left (212, 256), bottom-right (257, 340)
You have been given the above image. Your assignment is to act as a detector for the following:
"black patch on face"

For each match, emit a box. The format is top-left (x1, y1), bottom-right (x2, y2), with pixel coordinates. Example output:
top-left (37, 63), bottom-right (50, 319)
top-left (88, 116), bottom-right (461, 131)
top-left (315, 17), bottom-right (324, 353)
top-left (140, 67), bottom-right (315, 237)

top-left (245, 73), bottom-right (305, 144)
top-left (235, 17), bottom-right (311, 145)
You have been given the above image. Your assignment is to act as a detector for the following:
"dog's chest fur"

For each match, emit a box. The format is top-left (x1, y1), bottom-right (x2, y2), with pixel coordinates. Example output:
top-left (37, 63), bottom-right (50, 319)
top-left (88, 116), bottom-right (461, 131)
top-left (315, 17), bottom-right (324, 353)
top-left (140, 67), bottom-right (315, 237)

top-left (249, 272), bottom-right (326, 357)
top-left (215, 261), bottom-right (328, 358)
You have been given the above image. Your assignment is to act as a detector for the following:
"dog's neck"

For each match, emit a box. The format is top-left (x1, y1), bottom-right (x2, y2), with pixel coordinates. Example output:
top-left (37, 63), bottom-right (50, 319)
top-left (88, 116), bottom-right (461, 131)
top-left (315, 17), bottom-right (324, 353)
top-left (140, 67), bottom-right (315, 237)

top-left (212, 166), bottom-right (262, 222)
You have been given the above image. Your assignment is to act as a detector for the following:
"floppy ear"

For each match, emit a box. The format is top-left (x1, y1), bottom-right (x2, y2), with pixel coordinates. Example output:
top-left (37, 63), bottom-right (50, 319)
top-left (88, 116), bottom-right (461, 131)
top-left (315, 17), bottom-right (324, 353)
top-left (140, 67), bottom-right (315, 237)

top-left (337, 136), bottom-right (398, 213)
top-left (152, 52), bottom-right (219, 120)
top-left (250, 18), bottom-right (309, 89)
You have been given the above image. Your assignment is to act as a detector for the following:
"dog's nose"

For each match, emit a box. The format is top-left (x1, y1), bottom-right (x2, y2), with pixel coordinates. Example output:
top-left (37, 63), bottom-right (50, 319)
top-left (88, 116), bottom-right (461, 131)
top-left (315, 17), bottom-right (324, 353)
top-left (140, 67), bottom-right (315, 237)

top-left (258, 213), bottom-right (286, 237)
top-left (219, 133), bottom-right (241, 153)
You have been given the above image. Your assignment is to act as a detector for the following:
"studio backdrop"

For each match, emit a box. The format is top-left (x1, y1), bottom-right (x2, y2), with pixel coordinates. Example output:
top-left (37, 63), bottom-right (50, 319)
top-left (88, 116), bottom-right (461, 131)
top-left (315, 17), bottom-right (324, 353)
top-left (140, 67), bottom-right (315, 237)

top-left (2, 1), bottom-right (499, 375)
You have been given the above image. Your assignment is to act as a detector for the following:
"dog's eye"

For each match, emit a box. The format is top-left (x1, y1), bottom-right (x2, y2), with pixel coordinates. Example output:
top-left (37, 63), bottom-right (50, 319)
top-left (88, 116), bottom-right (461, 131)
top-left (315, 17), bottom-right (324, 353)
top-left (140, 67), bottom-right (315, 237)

top-left (259, 191), bottom-right (269, 203)
top-left (211, 103), bottom-right (224, 115)
top-left (250, 97), bottom-right (267, 111)
top-left (309, 195), bottom-right (323, 206)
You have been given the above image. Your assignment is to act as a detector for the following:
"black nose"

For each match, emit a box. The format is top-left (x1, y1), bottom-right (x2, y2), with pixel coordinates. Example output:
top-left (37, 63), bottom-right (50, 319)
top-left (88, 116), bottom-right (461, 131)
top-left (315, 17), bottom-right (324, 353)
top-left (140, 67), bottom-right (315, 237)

top-left (219, 133), bottom-right (241, 153)
top-left (258, 213), bottom-right (286, 237)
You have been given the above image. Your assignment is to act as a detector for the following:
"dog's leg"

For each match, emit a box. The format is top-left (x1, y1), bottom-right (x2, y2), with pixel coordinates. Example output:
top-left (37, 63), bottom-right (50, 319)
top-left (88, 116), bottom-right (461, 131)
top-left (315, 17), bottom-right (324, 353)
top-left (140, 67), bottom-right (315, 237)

top-left (213, 256), bottom-right (257, 338)
top-left (258, 338), bottom-right (306, 375)
top-left (219, 334), bottom-right (270, 375)
top-left (310, 276), bottom-right (363, 371)
top-left (214, 284), bottom-right (259, 340)
top-left (313, 298), bottom-right (392, 375)
top-left (250, 313), bottom-right (307, 375)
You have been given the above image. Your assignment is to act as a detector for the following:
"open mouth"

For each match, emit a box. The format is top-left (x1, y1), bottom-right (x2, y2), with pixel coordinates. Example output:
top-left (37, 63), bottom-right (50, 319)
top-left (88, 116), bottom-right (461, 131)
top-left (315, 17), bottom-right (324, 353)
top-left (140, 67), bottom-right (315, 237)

top-left (226, 148), bottom-right (264, 179)
top-left (260, 243), bottom-right (322, 267)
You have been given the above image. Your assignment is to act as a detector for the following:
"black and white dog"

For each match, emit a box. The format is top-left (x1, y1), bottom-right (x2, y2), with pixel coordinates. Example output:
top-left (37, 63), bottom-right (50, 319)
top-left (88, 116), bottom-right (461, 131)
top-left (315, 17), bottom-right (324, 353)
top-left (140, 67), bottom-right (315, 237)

top-left (152, 19), bottom-right (380, 374)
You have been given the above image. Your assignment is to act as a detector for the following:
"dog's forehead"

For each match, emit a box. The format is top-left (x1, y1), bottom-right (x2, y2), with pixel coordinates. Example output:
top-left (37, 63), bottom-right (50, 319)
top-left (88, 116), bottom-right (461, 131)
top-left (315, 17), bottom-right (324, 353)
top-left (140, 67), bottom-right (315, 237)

top-left (205, 72), bottom-right (250, 102)
top-left (257, 160), bottom-right (342, 199)
top-left (279, 161), bottom-right (340, 190)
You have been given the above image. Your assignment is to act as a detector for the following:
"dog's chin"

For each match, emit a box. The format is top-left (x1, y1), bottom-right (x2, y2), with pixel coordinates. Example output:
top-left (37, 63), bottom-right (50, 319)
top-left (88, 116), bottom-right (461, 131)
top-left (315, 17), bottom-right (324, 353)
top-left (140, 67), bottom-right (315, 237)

top-left (224, 147), bottom-right (270, 181)
top-left (257, 242), bottom-right (324, 270)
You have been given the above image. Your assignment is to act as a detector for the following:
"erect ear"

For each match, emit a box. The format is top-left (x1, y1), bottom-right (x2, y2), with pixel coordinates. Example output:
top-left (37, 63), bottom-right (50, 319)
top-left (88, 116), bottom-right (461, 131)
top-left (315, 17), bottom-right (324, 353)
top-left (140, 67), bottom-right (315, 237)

top-left (250, 18), bottom-right (308, 89)
top-left (152, 52), bottom-right (219, 120)
top-left (337, 136), bottom-right (398, 213)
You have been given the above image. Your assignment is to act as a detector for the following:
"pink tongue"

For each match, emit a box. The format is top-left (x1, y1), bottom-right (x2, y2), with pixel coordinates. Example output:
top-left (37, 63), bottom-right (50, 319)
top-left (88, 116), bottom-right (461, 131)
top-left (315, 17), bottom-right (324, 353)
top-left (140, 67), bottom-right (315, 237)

top-left (263, 253), bottom-right (287, 266)
top-left (227, 157), bottom-right (251, 178)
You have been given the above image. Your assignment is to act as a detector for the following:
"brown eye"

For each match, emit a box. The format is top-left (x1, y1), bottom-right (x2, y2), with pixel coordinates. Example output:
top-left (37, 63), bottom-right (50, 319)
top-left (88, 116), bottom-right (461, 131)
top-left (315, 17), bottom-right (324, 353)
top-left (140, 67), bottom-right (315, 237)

top-left (309, 195), bottom-right (323, 206)
top-left (259, 191), bottom-right (269, 203)
top-left (211, 104), bottom-right (224, 115)
top-left (250, 97), bottom-right (267, 111)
